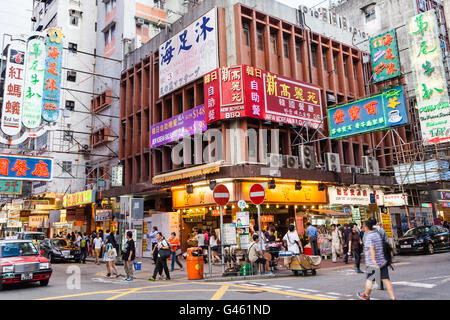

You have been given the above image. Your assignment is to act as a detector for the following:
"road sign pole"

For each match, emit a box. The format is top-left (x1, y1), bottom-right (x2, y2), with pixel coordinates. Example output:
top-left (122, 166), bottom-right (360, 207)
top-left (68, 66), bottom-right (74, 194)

top-left (220, 204), bottom-right (225, 275)
top-left (257, 204), bottom-right (263, 252)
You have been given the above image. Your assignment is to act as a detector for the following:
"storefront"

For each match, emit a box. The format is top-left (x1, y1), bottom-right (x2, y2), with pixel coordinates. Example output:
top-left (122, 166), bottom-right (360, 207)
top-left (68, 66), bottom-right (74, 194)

top-left (63, 190), bottom-right (96, 234)
top-left (432, 190), bottom-right (450, 222)
top-left (383, 193), bottom-right (408, 239)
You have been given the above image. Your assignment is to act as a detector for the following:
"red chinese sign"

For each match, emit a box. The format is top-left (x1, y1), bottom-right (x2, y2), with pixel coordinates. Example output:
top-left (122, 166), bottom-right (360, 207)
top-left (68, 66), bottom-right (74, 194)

top-left (204, 65), bottom-right (322, 128)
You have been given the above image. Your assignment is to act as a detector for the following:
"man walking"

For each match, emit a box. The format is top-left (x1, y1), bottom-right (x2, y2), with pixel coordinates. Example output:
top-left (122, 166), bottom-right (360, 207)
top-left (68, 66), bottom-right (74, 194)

top-left (79, 232), bottom-right (89, 264)
top-left (330, 224), bottom-right (342, 263)
top-left (306, 222), bottom-right (320, 256)
top-left (343, 224), bottom-right (352, 264)
top-left (150, 226), bottom-right (159, 265)
top-left (93, 233), bottom-right (103, 265)
top-left (348, 224), bottom-right (363, 273)
top-left (122, 231), bottom-right (136, 282)
top-left (358, 219), bottom-right (396, 300)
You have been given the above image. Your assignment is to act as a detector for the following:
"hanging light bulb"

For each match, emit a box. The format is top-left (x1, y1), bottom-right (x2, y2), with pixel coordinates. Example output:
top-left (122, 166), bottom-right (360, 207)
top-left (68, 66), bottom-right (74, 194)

top-left (266, 204), bottom-right (269, 209)
top-left (285, 205), bottom-right (289, 209)
top-left (276, 204), bottom-right (279, 208)
top-left (295, 205), bottom-right (298, 209)
top-left (232, 205), bottom-right (235, 209)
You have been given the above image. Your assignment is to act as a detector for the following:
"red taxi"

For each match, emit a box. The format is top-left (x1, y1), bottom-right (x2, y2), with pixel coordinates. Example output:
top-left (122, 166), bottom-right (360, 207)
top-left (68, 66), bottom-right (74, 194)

top-left (0, 239), bottom-right (52, 290)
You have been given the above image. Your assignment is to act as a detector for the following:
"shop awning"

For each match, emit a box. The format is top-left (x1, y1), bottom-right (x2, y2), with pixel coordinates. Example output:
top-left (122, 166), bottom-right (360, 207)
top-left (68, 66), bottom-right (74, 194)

top-left (310, 208), bottom-right (350, 216)
top-left (152, 161), bottom-right (224, 184)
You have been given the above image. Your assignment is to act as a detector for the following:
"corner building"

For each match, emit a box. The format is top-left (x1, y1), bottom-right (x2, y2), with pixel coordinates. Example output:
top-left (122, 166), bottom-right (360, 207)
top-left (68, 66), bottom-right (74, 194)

top-left (113, 0), bottom-right (394, 250)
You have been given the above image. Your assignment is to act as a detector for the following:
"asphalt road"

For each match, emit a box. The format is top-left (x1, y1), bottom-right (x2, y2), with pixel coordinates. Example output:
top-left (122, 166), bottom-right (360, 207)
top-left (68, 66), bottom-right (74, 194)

top-left (1, 251), bottom-right (449, 300)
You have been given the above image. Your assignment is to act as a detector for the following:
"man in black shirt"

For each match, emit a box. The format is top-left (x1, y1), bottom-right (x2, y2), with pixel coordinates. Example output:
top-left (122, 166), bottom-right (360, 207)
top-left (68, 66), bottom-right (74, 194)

top-left (122, 231), bottom-right (135, 281)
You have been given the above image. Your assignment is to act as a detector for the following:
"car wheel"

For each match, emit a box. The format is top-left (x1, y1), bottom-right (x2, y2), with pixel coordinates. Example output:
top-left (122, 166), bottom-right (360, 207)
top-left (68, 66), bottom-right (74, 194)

top-left (39, 279), bottom-right (49, 287)
top-left (0, 282), bottom-right (3, 291)
top-left (312, 269), bottom-right (317, 276)
top-left (293, 270), bottom-right (299, 276)
top-left (427, 243), bottom-right (435, 255)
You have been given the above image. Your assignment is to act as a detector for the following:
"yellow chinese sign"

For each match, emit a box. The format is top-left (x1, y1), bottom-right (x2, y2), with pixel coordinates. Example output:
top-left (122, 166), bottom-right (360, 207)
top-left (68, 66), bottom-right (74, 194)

top-left (381, 213), bottom-right (393, 238)
top-left (63, 190), bottom-right (96, 208)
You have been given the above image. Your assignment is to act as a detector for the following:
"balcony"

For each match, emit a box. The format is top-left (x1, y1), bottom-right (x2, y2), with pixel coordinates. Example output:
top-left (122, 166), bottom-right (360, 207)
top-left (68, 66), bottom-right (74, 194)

top-left (91, 90), bottom-right (112, 113)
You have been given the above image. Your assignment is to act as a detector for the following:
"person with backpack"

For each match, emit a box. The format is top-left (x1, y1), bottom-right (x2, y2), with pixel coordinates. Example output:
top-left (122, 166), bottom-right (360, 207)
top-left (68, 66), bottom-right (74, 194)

top-left (80, 232), bottom-right (89, 264)
top-left (358, 219), bottom-right (396, 300)
top-left (149, 232), bottom-right (171, 281)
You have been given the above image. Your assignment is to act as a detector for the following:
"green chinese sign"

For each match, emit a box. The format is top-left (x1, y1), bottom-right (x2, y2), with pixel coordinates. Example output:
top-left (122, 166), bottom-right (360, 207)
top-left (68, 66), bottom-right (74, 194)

top-left (370, 29), bottom-right (401, 83)
top-left (407, 10), bottom-right (450, 145)
top-left (0, 180), bottom-right (22, 195)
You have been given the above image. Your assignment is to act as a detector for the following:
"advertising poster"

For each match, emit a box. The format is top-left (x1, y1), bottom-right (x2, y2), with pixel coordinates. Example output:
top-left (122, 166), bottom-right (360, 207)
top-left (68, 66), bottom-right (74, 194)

top-left (221, 223), bottom-right (237, 245)
top-left (236, 211), bottom-right (249, 228)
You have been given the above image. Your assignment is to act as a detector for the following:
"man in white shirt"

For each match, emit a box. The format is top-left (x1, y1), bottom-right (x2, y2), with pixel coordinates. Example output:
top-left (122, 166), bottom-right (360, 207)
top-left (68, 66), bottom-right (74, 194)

top-left (331, 224), bottom-right (342, 263)
top-left (283, 225), bottom-right (303, 255)
top-left (93, 234), bottom-right (103, 265)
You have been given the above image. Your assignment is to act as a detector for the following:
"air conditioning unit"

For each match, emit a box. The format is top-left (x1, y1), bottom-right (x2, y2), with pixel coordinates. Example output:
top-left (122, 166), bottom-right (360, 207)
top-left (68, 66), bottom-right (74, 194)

top-left (352, 166), bottom-right (361, 174)
top-left (283, 155), bottom-right (299, 169)
top-left (136, 18), bottom-right (145, 26)
top-left (267, 153), bottom-right (282, 168)
top-left (325, 153), bottom-right (341, 172)
top-left (344, 166), bottom-right (353, 174)
top-left (298, 145), bottom-right (316, 170)
top-left (362, 156), bottom-right (380, 176)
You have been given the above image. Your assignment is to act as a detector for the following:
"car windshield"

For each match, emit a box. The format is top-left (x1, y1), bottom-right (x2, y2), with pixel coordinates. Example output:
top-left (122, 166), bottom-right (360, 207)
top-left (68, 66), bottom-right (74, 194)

top-left (403, 227), bottom-right (429, 237)
top-left (51, 239), bottom-right (68, 247)
top-left (25, 234), bottom-right (45, 241)
top-left (0, 242), bottom-right (39, 257)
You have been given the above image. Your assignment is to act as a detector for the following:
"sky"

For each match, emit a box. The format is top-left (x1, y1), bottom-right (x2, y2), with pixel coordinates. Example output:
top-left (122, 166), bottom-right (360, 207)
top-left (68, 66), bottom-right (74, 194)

top-left (0, 0), bottom-right (33, 47)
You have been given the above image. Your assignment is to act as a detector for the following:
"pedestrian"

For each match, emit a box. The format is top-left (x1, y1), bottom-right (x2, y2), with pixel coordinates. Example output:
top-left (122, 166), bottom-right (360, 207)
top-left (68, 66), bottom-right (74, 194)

top-left (104, 229), bottom-right (110, 243)
top-left (168, 232), bottom-right (184, 272)
top-left (75, 232), bottom-right (82, 247)
top-left (348, 224), bottom-right (363, 273)
top-left (149, 232), bottom-right (171, 281)
top-left (443, 221), bottom-right (449, 230)
top-left (104, 232), bottom-right (119, 278)
top-left (306, 222), bottom-right (320, 256)
top-left (283, 224), bottom-right (304, 255)
top-left (265, 227), bottom-right (277, 243)
top-left (122, 231), bottom-right (135, 282)
top-left (150, 227), bottom-right (159, 265)
top-left (248, 234), bottom-right (271, 275)
top-left (330, 224), bottom-right (342, 263)
top-left (80, 232), bottom-right (89, 264)
top-left (196, 229), bottom-right (205, 249)
top-left (358, 219), bottom-right (396, 300)
top-left (343, 224), bottom-right (352, 264)
top-left (209, 230), bottom-right (220, 264)
top-left (93, 233), bottom-right (103, 265)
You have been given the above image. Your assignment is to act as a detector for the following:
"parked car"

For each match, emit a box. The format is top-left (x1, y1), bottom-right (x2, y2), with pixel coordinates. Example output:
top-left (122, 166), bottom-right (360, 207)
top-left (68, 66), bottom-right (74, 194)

top-left (15, 232), bottom-right (46, 248)
top-left (0, 239), bottom-right (52, 290)
top-left (396, 225), bottom-right (450, 254)
top-left (40, 238), bottom-right (81, 263)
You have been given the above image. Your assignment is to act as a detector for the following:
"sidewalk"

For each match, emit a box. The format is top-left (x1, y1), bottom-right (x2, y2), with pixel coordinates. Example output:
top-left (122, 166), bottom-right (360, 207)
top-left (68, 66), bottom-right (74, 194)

top-left (85, 254), bottom-right (357, 282)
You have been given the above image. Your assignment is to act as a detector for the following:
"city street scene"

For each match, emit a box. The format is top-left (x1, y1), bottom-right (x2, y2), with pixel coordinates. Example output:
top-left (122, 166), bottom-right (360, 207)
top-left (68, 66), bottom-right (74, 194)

top-left (0, 0), bottom-right (449, 303)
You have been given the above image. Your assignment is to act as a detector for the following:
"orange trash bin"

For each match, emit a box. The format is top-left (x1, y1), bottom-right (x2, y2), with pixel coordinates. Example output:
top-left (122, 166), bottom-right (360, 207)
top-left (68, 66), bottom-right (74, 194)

top-left (186, 247), bottom-right (204, 280)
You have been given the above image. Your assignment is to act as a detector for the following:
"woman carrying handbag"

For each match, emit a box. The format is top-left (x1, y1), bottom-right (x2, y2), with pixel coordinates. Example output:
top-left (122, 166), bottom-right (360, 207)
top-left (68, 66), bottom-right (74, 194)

top-left (149, 232), bottom-right (171, 281)
top-left (104, 232), bottom-right (119, 278)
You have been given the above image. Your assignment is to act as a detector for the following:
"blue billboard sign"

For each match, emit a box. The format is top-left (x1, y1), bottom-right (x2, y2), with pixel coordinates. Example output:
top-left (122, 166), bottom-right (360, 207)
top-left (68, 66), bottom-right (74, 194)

top-left (327, 85), bottom-right (408, 139)
top-left (0, 153), bottom-right (53, 181)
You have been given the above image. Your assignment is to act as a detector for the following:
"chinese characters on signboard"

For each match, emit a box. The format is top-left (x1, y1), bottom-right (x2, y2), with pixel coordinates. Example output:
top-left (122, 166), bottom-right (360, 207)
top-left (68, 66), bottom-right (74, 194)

top-left (150, 104), bottom-right (206, 148)
top-left (407, 10), bottom-right (450, 145)
top-left (0, 180), bottom-right (22, 195)
top-left (204, 65), bottom-right (322, 128)
top-left (328, 186), bottom-right (384, 206)
top-left (384, 193), bottom-right (408, 206)
top-left (1, 41), bottom-right (26, 136)
top-left (0, 154), bottom-right (53, 181)
top-left (63, 190), bottom-right (96, 208)
top-left (327, 85), bottom-right (408, 139)
top-left (42, 28), bottom-right (64, 122)
top-left (22, 36), bottom-right (46, 129)
top-left (369, 29), bottom-right (402, 83)
top-left (95, 209), bottom-right (112, 222)
top-left (159, 8), bottom-right (218, 98)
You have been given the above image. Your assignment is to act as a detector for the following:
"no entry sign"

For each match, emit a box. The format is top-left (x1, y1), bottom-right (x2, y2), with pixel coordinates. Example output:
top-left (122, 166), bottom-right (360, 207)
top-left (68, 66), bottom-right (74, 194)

top-left (213, 184), bottom-right (230, 206)
top-left (249, 183), bottom-right (265, 205)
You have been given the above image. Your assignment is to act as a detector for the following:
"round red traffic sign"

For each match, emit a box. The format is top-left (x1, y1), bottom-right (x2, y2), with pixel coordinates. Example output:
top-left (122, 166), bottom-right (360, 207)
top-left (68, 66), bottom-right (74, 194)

top-left (249, 183), bottom-right (265, 205)
top-left (213, 184), bottom-right (230, 206)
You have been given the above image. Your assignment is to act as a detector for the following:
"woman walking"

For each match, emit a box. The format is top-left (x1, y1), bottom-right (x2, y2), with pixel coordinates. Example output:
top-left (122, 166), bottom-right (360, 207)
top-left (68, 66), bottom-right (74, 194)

top-left (104, 232), bottom-right (119, 278)
top-left (209, 230), bottom-right (220, 264)
top-left (168, 232), bottom-right (184, 272)
top-left (149, 232), bottom-right (171, 281)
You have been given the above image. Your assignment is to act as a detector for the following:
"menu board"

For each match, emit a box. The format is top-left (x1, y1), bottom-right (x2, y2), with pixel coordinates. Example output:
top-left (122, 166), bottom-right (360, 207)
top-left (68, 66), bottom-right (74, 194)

top-left (221, 223), bottom-right (237, 245)
top-left (381, 214), bottom-right (393, 238)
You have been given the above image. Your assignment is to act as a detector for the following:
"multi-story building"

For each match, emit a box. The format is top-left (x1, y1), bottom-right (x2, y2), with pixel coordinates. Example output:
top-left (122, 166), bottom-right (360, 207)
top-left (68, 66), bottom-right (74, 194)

top-left (107, 0), bottom-right (395, 252)
top-left (332, 0), bottom-right (450, 233)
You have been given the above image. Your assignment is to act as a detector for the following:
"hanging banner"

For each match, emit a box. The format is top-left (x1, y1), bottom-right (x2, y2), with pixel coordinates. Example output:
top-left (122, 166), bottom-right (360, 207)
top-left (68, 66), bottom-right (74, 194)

top-left (0, 180), bottom-right (22, 195)
top-left (0, 153), bottom-right (53, 181)
top-left (22, 36), bottom-right (46, 128)
top-left (42, 28), bottom-right (64, 122)
top-left (327, 85), bottom-right (408, 139)
top-left (407, 10), bottom-right (450, 145)
top-left (159, 7), bottom-right (218, 98)
top-left (1, 40), bottom-right (26, 136)
top-left (369, 29), bottom-right (402, 83)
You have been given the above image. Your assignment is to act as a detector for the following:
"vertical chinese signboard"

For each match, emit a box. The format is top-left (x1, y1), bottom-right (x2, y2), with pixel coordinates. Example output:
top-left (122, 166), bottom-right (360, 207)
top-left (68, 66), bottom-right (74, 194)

top-left (22, 36), bottom-right (46, 129)
top-left (204, 65), bottom-right (322, 128)
top-left (327, 85), bottom-right (408, 139)
top-left (407, 10), bottom-right (450, 145)
top-left (0, 154), bottom-right (52, 181)
top-left (159, 8), bottom-right (218, 98)
top-left (1, 40), bottom-right (26, 136)
top-left (370, 29), bottom-right (401, 83)
top-left (42, 28), bottom-right (64, 122)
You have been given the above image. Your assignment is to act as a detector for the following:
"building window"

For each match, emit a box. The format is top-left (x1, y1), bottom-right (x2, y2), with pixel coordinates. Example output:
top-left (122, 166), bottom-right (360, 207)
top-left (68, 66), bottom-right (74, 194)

top-left (343, 57), bottom-right (348, 77)
top-left (333, 53), bottom-right (338, 72)
top-left (242, 22), bottom-right (250, 46)
top-left (295, 40), bottom-right (301, 62)
top-left (63, 131), bottom-right (73, 142)
top-left (270, 32), bottom-right (277, 55)
top-left (104, 24), bottom-right (116, 45)
top-left (68, 42), bottom-right (77, 53)
top-left (67, 71), bottom-right (76, 82)
top-left (62, 161), bottom-right (72, 174)
top-left (106, 0), bottom-right (117, 14)
top-left (283, 36), bottom-right (290, 58)
top-left (65, 100), bottom-right (75, 111)
top-left (364, 5), bottom-right (376, 22)
top-left (311, 44), bottom-right (317, 67)
top-left (256, 27), bottom-right (264, 50)
top-left (69, 14), bottom-right (79, 26)
top-left (322, 49), bottom-right (328, 71)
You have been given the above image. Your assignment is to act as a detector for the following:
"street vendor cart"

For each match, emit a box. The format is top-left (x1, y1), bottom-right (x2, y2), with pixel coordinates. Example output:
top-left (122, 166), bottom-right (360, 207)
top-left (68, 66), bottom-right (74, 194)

top-left (280, 251), bottom-right (321, 276)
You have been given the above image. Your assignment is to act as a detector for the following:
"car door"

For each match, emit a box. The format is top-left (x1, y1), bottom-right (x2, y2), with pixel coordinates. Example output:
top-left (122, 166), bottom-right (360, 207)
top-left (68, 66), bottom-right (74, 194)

top-left (437, 226), bottom-right (450, 248)
top-left (431, 226), bottom-right (444, 249)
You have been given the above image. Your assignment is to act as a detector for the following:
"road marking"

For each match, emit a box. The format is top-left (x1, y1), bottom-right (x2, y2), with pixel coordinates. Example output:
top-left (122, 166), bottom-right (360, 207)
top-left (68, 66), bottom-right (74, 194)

top-left (392, 281), bottom-right (436, 289)
top-left (326, 292), bottom-right (342, 296)
top-left (315, 294), bottom-right (341, 299)
top-left (262, 286), bottom-right (284, 290)
top-left (296, 288), bottom-right (319, 292)
top-left (211, 285), bottom-right (230, 300)
top-left (107, 286), bottom-right (143, 300)
top-left (272, 285), bottom-right (292, 289)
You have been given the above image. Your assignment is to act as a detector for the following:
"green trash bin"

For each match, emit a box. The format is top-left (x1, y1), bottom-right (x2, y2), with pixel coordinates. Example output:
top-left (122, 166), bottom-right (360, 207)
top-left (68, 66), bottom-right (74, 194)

top-left (240, 263), bottom-right (253, 276)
